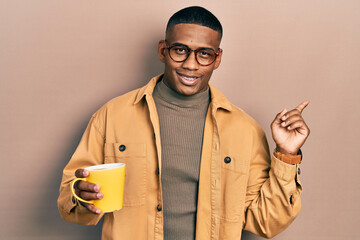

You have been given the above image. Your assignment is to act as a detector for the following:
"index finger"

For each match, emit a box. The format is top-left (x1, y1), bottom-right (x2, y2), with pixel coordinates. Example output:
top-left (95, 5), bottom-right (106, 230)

top-left (75, 169), bottom-right (89, 178)
top-left (296, 100), bottom-right (310, 113)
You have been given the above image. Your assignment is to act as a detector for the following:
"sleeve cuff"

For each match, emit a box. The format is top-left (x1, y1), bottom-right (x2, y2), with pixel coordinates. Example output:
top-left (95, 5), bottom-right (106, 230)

top-left (274, 149), bottom-right (302, 164)
top-left (271, 154), bottom-right (299, 182)
top-left (58, 185), bottom-right (88, 214)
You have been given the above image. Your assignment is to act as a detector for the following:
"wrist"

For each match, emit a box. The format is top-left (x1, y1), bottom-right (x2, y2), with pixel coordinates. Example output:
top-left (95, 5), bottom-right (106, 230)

top-left (275, 146), bottom-right (298, 156)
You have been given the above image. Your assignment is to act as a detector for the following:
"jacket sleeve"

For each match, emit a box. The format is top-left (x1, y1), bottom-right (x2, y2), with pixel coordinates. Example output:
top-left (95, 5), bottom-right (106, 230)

top-left (57, 111), bottom-right (106, 225)
top-left (243, 128), bottom-right (302, 238)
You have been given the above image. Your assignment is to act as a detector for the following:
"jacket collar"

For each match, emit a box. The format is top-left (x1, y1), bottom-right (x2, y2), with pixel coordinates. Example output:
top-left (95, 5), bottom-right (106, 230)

top-left (208, 83), bottom-right (233, 112)
top-left (134, 74), bottom-right (163, 104)
top-left (134, 74), bottom-right (233, 112)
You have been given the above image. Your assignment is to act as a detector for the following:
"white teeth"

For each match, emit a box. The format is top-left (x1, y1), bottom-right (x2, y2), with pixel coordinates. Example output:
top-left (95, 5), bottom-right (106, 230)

top-left (181, 75), bottom-right (197, 81)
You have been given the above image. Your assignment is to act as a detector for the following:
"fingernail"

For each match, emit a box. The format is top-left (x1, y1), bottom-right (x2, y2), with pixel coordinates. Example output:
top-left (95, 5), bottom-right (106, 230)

top-left (97, 193), bottom-right (103, 199)
top-left (96, 209), bottom-right (101, 214)
top-left (281, 115), bottom-right (287, 120)
top-left (282, 122), bottom-right (286, 126)
top-left (94, 185), bottom-right (100, 192)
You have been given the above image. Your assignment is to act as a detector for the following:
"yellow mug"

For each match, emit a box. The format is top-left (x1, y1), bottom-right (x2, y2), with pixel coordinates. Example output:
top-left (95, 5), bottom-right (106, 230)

top-left (71, 163), bottom-right (126, 213)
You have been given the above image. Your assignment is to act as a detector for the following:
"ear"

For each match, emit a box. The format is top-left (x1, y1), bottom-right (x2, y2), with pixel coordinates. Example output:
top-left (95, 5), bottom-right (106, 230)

top-left (158, 40), bottom-right (166, 63)
top-left (213, 49), bottom-right (223, 70)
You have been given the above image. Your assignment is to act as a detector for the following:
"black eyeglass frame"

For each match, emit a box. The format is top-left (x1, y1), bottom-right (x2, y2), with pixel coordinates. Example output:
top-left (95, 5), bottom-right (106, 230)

top-left (165, 41), bottom-right (222, 66)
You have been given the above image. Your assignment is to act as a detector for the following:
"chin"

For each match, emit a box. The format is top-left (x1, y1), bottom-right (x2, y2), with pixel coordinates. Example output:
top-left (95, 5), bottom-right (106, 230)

top-left (180, 87), bottom-right (201, 96)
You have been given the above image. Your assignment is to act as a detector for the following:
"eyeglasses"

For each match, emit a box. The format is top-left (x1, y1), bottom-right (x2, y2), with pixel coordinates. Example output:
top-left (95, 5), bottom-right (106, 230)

top-left (165, 42), bottom-right (221, 66)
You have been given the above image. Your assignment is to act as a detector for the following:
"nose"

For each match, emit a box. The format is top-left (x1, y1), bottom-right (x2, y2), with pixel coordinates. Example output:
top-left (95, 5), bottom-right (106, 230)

top-left (182, 51), bottom-right (199, 70)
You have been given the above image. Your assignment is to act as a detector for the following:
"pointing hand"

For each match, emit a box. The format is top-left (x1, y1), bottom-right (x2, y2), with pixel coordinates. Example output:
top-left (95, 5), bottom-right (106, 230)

top-left (271, 101), bottom-right (310, 155)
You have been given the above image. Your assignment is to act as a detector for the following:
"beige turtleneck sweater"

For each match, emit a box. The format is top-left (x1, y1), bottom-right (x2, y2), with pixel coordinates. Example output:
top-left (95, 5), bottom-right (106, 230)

top-left (153, 80), bottom-right (210, 240)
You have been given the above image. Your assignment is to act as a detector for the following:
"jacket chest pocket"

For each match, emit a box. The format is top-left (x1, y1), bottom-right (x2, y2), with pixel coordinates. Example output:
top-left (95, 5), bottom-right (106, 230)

top-left (104, 142), bottom-right (147, 207)
top-left (220, 155), bottom-right (248, 222)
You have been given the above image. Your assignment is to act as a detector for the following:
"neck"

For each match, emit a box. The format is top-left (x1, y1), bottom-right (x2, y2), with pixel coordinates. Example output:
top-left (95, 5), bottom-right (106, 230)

top-left (155, 80), bottom-right (210, 108)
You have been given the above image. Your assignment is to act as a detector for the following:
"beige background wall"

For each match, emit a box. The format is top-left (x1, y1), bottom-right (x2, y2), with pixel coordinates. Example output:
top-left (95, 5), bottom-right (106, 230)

top-left (1, 0), bottom-right (359, 239)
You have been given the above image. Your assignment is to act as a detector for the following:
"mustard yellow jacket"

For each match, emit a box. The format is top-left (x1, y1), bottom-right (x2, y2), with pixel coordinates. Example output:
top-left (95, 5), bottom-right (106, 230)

top-left (58, 75), bottom-right (302, 240)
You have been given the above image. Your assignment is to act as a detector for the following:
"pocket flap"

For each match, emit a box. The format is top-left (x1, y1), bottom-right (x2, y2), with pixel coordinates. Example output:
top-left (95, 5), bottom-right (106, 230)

top-left (105, 143), bottom-right (146, 158)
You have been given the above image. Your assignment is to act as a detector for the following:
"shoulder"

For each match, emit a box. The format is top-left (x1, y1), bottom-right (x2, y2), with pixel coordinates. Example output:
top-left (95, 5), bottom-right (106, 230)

top-left (105, 88), bottom-right (140, 109)
top-left (95, 74), bottom-right (162, 115)
top-left (223, 104), bottom-right (266, 142)
top-left (209, 84), bottom-right (264, 135)
top-left (232, 105), bottom-right (263, 132)
top-left (81, 88), bottom-right (140, 133)
top-left (93, 88), bottom-right (140, 117)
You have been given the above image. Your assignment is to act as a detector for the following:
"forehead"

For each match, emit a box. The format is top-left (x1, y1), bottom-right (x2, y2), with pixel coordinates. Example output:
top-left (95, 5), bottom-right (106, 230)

top-left (166, 23), bottom-right (221, 49)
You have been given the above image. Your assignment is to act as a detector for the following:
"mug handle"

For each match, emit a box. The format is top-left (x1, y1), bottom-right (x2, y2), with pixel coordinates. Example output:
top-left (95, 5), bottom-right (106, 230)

top-left (71, 178), bottom-right (95, 204)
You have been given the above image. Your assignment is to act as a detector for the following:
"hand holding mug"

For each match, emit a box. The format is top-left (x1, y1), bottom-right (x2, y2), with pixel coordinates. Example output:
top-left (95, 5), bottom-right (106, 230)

top-left (73, 168), bottom-right (103, 214)
top-left (72, 163), bottom-right (126, 214)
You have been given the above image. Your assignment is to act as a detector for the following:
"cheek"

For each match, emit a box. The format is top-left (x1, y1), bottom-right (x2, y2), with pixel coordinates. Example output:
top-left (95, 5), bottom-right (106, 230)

top-left (164, 61), bottom-right (178, 72)
top-left (203, 67), bottom-right (215, 78)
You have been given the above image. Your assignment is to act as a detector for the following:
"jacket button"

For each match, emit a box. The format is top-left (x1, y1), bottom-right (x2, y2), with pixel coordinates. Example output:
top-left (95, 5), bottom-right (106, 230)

top-left (156, 204), bottom-right (162, 212)
top-left (119, 145), bottom-right (126, 152)
top-left (298, 168), bottom-right (301, 175)
top-left (224, 156), bottom-right (231, 164)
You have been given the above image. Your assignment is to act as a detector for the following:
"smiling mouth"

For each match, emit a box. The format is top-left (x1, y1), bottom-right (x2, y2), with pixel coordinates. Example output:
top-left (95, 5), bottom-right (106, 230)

top-left (177, 72), bottom-right (200, 85)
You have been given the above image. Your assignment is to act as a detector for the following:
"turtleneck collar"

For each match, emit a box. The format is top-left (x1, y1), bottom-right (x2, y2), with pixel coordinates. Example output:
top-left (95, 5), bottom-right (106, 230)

top-left (154, 80), bottom-right (210, 108)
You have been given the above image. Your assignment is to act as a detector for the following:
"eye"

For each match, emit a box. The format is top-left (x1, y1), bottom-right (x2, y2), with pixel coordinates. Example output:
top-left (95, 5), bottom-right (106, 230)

top-left (173, 47), bottom-right (187, 55)
top-left (197, 49), bottom-right (214, 59)
top-left (200, 51), bottom-right (210, 56)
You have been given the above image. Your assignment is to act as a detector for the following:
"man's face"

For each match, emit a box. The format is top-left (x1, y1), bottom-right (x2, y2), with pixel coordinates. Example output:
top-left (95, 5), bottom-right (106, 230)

top-left (158, 24), bottom-right (222, 96)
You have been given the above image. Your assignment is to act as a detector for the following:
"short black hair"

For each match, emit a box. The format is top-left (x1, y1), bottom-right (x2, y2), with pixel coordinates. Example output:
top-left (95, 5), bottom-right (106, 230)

top-left (166, 6), bottom-right (223, 40)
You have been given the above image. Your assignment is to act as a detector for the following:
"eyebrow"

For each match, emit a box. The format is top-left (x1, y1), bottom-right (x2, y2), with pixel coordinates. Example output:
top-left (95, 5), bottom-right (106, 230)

top-left (170, 42), bottom-right (216, 52)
